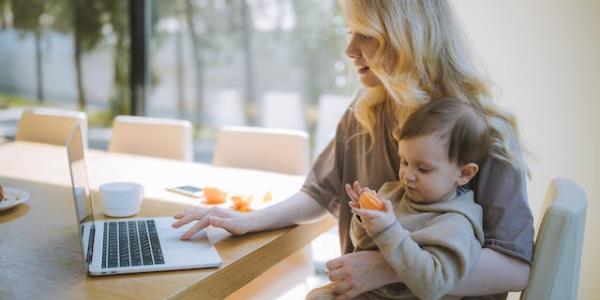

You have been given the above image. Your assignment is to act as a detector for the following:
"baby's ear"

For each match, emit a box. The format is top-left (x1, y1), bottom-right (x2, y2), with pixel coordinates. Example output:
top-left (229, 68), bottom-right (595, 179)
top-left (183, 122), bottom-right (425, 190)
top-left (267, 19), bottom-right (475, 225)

top-left (457, 163), bottom-right (479, 186)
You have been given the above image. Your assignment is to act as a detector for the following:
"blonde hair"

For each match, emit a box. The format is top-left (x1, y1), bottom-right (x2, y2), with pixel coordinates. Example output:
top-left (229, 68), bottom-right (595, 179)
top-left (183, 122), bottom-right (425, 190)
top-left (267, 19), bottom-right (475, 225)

top-left (340, 0), bottom-right (527, 173)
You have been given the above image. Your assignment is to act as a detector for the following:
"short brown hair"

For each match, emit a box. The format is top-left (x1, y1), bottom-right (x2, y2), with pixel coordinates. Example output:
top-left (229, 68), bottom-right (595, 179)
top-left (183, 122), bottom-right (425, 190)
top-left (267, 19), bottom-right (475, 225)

top-left (398, 98), bottom-right (491, 165)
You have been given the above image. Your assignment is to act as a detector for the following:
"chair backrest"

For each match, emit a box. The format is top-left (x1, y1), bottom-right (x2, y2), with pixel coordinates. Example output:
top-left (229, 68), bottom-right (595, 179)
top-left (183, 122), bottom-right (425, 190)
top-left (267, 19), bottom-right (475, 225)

top-left (212, 126), bottom-right (310, 175)
top-left (521, 177), bottom-right (587, 300)
top-left (260, 92), bottom-right (307, 131)
top-left (313, 94), bottom-right (352, 158)
top-left (108, 115), bottom-right (193, 161)
top-left (16, 108), bottom-right (88, 148)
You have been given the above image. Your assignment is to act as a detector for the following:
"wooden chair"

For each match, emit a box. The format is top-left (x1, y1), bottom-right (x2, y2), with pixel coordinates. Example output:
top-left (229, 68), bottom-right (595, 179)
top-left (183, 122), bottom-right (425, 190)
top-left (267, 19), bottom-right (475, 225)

top-left (213, 126), bottom-right (310, 175)
top-left (213, 125), bottom-right (315, 300)
top-left (16, 108), bottom-right (88, 148)
top-left (108, 115), bottom-right (193, 161)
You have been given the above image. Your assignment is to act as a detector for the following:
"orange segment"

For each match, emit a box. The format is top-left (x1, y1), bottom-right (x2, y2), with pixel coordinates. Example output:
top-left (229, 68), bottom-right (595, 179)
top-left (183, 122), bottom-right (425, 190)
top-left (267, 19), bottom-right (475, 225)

top-left (231, 194), bottom-right (253, 211)
top-left (203, 187), bottom-right (227, 204)
top-left (236, 205), bottom-right (254, 213)
top-left (358, 190), bottom-right (384, 211)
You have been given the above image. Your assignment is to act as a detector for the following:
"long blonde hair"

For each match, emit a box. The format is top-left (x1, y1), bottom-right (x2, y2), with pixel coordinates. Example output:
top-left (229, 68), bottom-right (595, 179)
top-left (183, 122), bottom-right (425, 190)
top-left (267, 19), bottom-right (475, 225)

top-left (340, 0), bottom-right (527, 173)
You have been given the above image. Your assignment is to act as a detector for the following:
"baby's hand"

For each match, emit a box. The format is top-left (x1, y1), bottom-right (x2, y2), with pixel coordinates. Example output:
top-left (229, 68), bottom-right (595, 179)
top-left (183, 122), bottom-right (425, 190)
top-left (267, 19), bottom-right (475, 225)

top-left (351, 195), bottom-right (395, 237)
top-left (345, 180), bottom-right (364, 209)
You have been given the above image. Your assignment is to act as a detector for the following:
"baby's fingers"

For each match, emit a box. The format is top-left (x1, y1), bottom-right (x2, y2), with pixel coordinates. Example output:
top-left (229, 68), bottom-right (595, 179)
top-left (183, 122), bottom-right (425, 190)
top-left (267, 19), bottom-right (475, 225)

top-left (352, 181), bottom-right (364, 195)
top-left (351, 207), bottom-right (379, 219)
top-left (345, 183), bottom-right (359, 201)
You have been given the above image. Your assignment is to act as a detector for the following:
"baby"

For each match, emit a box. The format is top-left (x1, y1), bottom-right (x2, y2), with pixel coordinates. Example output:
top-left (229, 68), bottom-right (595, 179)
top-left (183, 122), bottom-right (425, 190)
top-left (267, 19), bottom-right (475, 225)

top-left (308, 98), bottom-right (491, 300)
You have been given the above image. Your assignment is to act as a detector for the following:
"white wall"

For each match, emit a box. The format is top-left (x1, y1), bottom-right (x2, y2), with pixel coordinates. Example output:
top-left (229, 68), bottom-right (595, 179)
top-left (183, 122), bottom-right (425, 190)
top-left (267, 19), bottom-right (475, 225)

top-left (451, 1), bottom-right (600, 299)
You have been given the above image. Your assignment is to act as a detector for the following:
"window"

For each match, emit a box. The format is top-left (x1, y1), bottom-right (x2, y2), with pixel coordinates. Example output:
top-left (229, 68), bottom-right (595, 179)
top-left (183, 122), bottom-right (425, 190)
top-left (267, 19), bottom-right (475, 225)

top-left (0, 0), bottom-right (358, 161)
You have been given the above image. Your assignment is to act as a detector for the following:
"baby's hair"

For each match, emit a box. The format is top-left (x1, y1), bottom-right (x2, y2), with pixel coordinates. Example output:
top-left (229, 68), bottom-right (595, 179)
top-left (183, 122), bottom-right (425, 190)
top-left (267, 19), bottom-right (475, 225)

top-left (398, 98), bottom-right (491, 165)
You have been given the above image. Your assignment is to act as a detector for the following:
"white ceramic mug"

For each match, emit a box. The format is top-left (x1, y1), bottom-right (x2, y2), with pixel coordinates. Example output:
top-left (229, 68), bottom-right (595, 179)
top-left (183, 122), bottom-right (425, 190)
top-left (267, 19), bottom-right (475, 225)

top-left (99, 182), bottom-right (144, 217)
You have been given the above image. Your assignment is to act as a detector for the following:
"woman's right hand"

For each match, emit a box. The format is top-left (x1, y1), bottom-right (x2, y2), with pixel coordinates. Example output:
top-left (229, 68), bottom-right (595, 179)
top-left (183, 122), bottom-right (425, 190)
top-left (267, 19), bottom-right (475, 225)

top-left (172, 206), bottom-right (251, 239)
top-left (326, 250), bottom-right (399, 299)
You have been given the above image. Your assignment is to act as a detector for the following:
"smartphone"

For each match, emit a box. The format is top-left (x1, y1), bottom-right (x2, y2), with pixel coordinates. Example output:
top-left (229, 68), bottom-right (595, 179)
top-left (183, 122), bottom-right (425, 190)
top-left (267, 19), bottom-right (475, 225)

top-left (166, 185), bottom-right (203, 198)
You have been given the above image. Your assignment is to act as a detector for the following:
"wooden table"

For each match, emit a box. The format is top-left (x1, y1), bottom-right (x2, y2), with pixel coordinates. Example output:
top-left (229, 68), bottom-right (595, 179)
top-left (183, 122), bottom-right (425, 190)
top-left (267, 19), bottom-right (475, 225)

top-left (0, 141), bottom-right (336, 299)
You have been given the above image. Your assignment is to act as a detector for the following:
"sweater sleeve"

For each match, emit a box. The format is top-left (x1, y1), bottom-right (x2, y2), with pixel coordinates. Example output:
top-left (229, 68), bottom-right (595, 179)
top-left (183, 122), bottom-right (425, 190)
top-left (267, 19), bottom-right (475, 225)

top-left (350, 214), bottom-right (379, 251)
top-left (373, 214), bottom-right (482, 300)
top-left (300, 105), bottom-right (355, 217)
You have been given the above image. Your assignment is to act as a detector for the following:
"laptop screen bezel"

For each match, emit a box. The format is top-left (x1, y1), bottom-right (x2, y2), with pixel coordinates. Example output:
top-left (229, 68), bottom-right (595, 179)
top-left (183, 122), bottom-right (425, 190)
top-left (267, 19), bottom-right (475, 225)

top-left (66, 124), bottom-right (96, 274)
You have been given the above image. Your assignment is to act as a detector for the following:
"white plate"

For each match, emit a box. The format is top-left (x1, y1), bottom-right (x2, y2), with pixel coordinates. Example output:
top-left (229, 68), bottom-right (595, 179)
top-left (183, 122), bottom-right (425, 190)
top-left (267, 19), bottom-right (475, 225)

top-left (0, 187), bottom-right (30, 211)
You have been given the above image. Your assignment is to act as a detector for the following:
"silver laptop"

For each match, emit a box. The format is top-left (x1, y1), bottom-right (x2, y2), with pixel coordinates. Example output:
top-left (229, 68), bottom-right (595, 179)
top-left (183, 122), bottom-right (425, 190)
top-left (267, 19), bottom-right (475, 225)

top-left (66, 124), bottom-right (221, 276)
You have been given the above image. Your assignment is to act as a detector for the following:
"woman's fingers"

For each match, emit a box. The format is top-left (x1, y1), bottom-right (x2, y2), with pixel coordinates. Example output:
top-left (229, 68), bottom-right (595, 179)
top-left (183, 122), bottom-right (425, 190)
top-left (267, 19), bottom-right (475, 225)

top-left (331, 280), bottom-right (352, 294)
top-left (180, 215), bottom-right (211, 240)
top-left (325, 256), bottom-right (344, 271)
top-left (172, 210), bottom-right (204, 228)
top-left (174, 208), bottom-right (195, 219)
top-left (174, 206), bottom-right (247, 239)
top-left (171, 211), bottom-right (199, 228)
top-left (327, 267), bottom-right (345, 281)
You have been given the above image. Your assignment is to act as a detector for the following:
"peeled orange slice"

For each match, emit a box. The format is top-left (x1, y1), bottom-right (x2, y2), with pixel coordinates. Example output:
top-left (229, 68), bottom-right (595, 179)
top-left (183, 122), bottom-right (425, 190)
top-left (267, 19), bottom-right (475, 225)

top-left (231, 194), bottom-right (253, 210)
top-left (204, 187), bottom-right (227, 204)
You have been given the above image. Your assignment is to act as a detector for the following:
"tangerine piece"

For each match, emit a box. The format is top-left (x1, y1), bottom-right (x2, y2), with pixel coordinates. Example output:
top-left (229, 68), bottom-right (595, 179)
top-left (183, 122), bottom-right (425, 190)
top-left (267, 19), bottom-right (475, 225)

top-left (236, 205), bottom-right (254, 213)
top-left (204, 187), bottom-right (227, 204)
top-left (231, 194), bottom-right (253, 210)
top-left (358, 190), bottom-right (384, 211)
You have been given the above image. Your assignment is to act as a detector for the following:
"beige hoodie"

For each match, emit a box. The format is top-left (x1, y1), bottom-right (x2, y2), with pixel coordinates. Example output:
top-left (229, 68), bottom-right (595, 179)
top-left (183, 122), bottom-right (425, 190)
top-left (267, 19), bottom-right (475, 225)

top-left (350, 182), bottom-right (484, 300)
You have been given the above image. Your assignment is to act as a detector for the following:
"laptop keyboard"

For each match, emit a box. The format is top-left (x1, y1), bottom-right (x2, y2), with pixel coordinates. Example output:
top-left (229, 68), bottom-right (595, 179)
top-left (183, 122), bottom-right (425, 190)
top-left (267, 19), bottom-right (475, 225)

top-left (101, 220), bottom-right (165, 269)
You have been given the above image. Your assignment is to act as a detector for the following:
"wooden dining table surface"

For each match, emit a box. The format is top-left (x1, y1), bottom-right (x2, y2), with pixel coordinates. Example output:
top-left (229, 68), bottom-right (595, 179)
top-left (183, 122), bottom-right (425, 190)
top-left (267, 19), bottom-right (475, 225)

top-left (0, 141), bottom-right (336, 299)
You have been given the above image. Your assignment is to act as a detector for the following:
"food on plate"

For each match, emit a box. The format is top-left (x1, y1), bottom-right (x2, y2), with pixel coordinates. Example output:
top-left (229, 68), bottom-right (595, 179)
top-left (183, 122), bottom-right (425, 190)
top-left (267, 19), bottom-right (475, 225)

top-left (203, 187), bottom-right (227, 204)
top-left (231, 194), bottom-right (254, 212)
top-left (358, 189), bottom-right (384, 211)
top-left (262, 191), bottom-right (272, 202)
top-left (0, 184), bottom-right (4, 201)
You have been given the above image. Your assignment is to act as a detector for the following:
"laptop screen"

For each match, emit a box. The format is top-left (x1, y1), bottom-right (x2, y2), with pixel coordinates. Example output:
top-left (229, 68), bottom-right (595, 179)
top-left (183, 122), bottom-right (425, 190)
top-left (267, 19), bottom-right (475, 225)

top-left (66, 124), bottom-right (95, 273)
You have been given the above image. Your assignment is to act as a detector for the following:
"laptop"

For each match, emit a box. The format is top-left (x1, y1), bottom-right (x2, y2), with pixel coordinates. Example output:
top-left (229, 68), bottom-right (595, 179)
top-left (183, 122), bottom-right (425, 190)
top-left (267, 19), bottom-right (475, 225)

top-left (66, 124), bottom-right (221, 276)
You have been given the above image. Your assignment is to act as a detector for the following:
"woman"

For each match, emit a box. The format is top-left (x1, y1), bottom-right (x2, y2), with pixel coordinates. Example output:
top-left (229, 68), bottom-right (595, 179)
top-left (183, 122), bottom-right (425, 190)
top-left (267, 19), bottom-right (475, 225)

top-left (173, 1), bottom-right (533, 299)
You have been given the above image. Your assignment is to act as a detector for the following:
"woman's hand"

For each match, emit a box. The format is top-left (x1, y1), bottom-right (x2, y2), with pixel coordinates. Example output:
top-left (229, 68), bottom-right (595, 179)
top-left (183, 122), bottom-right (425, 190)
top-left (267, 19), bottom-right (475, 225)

top-left (172, 206), bottom-right (251, 239)
top-left (326, 251), bottom-right (399, 299)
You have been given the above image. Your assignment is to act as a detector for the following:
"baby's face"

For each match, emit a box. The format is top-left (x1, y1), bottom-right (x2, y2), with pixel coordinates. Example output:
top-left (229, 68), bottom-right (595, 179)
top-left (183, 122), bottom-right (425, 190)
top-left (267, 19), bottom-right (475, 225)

top-left (397, 134), bottom-right (462, 203)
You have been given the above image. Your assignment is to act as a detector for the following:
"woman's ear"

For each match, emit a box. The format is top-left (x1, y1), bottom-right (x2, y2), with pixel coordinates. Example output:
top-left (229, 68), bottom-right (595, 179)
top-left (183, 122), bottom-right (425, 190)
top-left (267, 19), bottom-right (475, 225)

top-left (456, 163), bottom-right (479, 186)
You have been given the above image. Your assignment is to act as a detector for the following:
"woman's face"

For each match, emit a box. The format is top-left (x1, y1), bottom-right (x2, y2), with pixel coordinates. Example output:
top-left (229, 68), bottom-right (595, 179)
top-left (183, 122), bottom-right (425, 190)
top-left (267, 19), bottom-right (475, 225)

top-left (345, 31), bottom-right (383, 87)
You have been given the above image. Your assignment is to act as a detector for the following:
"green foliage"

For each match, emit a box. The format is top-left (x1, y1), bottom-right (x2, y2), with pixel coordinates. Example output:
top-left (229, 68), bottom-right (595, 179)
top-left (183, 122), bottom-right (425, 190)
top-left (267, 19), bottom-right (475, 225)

top-left (0, 93), bottom-right (36, 107)
top-left (10, 0), bottom-right (48, 33)
top-left (291, 0), bottom-right (349, 104)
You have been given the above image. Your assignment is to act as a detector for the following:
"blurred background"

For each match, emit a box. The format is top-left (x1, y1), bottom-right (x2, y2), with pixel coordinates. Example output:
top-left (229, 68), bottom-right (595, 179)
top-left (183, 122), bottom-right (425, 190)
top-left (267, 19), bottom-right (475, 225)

top-left (0, 0), bottom-right (598, 299)
top-left (0, 0), bottom-right (356, 160)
